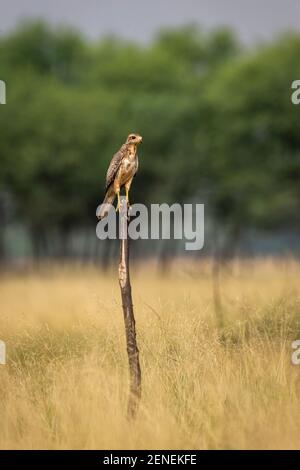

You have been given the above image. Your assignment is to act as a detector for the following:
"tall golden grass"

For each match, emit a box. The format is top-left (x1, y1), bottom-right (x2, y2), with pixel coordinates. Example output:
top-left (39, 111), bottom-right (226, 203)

top-left (0, 258), bottom-right (300, 449)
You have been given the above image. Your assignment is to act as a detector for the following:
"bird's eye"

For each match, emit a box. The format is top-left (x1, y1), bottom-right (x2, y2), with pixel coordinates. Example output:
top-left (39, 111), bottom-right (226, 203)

top-left (131, 136), bottom-right (136, 140)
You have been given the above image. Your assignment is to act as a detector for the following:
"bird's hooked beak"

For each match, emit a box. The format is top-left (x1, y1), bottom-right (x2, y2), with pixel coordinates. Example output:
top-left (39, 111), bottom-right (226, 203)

top-left (137, 135), bottom-right (143, 144)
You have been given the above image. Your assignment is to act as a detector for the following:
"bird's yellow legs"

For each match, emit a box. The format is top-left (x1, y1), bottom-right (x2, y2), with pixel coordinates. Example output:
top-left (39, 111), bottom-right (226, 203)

top-left (125, 186), bottom-right (130, 205)
top-left (125, 179), bottom-right (132, 206)
top-left (116, 190), bottom-right (121, 212)
top-left (116, 181), bottom-right (132, 213)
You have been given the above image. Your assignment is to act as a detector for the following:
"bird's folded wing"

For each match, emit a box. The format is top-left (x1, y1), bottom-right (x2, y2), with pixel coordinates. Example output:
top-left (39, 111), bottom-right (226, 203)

top-left (105, 144), bottom-right (127, 190)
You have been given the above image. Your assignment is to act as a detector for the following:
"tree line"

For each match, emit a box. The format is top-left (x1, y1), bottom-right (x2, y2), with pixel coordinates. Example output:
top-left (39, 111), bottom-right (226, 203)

top-left (0, 21), bottom-right (300, 261)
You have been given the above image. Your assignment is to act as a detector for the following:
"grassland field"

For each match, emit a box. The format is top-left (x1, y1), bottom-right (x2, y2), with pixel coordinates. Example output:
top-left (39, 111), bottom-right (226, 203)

top-left (0, 258), bottom-right (300, 449)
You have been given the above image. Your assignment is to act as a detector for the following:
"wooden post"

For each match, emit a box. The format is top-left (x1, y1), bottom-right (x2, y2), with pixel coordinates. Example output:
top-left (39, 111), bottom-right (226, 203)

top-left (118, 197), bottom-right (141, 418)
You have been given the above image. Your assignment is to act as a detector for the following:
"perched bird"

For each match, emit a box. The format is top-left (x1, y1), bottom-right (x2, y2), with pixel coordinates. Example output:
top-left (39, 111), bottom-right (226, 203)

top-left (97, 133), bottom-right (142, 220)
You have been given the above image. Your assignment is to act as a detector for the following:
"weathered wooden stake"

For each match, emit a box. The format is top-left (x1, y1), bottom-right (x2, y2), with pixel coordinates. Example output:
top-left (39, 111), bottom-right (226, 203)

top-left (118, 197), bottom-right (141, 418)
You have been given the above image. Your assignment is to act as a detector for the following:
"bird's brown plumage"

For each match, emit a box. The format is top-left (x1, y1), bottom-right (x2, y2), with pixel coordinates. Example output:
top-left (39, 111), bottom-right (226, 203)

top-left (97, 133), bottom-right (142, 220)
top-left (105, 144), bottom-right (128, 191)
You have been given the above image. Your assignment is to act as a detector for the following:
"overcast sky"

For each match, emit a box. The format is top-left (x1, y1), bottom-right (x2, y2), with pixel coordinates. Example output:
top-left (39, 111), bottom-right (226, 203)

top-left (1, 0), bottom-right (300, 43)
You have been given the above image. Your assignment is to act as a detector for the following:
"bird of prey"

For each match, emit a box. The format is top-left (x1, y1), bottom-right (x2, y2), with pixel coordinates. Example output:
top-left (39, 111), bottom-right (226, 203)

top-left (97, 133), bottom-right (142, 220)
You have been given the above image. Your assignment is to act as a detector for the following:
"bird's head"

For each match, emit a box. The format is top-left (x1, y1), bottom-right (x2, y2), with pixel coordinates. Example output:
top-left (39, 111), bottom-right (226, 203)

top-left (126, 133), bottom-right (143, 145)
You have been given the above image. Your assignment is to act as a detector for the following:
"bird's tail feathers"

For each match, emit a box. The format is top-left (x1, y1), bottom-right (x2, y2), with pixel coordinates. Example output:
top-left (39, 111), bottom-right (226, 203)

top-left (96, 186), bottom-right (115, 220)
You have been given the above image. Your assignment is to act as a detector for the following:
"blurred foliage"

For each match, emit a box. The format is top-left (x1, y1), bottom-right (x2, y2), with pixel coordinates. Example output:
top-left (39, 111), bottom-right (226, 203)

top-left (0, 21), bottom-right (300, 256)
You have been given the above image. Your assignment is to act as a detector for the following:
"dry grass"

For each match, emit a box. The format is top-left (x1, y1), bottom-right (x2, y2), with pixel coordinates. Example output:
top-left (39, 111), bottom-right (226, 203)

top-left (0, 258), bottom-right (300, 449)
